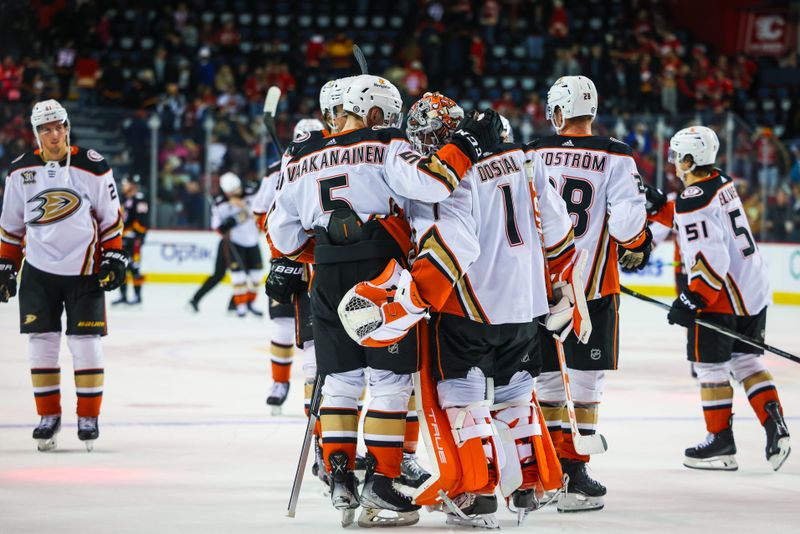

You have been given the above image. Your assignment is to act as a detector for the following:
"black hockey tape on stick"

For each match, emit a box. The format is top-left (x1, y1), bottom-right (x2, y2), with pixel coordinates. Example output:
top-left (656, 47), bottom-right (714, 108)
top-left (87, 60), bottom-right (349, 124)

top-left (263, 86), bottom-right (283, 154)
top-left (620, 285), bottom-right (800, 364)
top-left (353, 44), bottom-right (368, 74)
top-left (287, 374), bottom-right (324, 518)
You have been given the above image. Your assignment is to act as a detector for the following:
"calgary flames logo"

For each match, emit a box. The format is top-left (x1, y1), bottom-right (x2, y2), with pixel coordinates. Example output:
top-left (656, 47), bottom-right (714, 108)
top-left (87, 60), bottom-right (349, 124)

top-left (27, 188), bottom-right (82, 225)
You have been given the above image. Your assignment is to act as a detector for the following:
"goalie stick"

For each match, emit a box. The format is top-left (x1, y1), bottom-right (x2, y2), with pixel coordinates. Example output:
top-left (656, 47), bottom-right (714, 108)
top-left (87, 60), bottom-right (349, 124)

top-left (286, 374), bottom-right (324, 518)
top-left (352, 44), bottom-right (368, 74)
top-left (620, 285), bottom-right (800, 364)
top-left (263, 86), bottom-right (282, 155)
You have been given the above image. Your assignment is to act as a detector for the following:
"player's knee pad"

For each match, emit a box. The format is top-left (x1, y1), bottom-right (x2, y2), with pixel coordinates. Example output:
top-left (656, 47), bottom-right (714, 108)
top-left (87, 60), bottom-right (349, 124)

top-left (437, 367), bottom-right (488, 409)
top-left (28, 332), bottom-right (61, 368)
top-left (694, 361), bottom-right (731, 384)
top-left (495, 371), bottom-right (534, 404)
top-left (321, 368), bottom-right (365, 404)
top-left (534, 371), bottom-right (565, 403)
top-left (66, 335), bottom-right (104, 369)
top-left (568, 369), bottom-right (605, 403)
top-left (246, 270), bottom-right (262, 288)
top-left (729, 352), bottom-right (766, 383)
top-left (367, 368), bottom-right (412, 412)
top-left (301, 342), bottom-right (317, 381)
top-left (271, 317), bottom-right (295, 346)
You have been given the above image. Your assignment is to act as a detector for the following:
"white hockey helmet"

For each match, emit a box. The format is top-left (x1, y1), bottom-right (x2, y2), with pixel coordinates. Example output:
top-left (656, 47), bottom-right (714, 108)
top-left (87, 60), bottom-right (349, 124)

top-left (219, 172), bottom-right (242, 194)
top-left (343, 75), bottom-right (403, 128)
top-left (293, 118), bottom-right (325, 141)
top-left (319, 80), bottom-right (335, 116)
top-left (545, 76), bottom-right (598, 132)
top-left (669, 126), bottom-right (719, 179)
top-left (31, 99), bottom-right (70, 149)
top-left (499, 114), bottom-right (514, 142)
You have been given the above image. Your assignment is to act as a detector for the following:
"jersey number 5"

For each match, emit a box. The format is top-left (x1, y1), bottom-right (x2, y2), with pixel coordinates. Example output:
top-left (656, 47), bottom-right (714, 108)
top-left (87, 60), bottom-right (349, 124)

top-left (728, 208), bottom-right (755, 257)
top-left (560, 176), bottom-right (594, 238)
top-left (318, 174), bottom-right (352, 213)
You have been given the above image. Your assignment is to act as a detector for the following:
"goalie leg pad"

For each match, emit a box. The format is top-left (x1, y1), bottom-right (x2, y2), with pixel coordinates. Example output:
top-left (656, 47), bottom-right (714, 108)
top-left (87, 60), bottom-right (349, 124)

top-left (493, 372), bottom-right (539, 496)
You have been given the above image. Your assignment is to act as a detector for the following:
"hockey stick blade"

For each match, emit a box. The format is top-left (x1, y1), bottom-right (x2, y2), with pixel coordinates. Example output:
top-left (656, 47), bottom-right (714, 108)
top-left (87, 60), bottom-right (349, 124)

top-left (263, 86), bottom-right (281, 117)
top-left (353, 44), bottom-right (368, 74)
top-left (574, 432), bottom-right (608, 456)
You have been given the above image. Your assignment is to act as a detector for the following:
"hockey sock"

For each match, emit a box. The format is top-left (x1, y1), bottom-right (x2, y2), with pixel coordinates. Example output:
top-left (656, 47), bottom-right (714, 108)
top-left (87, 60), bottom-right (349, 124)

top-left (701, 381), bottom-right (734, 433)
top-left (560, 402), bottom-right (599, 462)
top-left (320, 405), bottom-right (359, 472)
top-left (270, 342), bottom-right (294, 384)
top-left (31, 368), bottom-right (61, 415)
top-left (539, 401), bottom-right (565, 455)
top-left (75, 368), bottom-right (104, 417)
top-left (742, 370), bottom-right (781, 425)
top-left (364, 409), bottom-right (406, 478)
top-left (403, 392), bottom-right (419, 454)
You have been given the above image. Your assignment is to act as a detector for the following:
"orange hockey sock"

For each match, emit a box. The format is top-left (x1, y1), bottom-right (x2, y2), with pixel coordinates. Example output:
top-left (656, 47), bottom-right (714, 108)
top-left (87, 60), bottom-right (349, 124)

top-left (75, 368), bottom-right (104, 417)
top-left (270, 341), bottom-right (293, 384)
top-left (364, 410), bottom-right (406, 478)
top-left (403, 392), bottom-right (419, 454)
top-left (742, 370), bottom-right (781, 425)
top-left (31, 368), bottom-right (61, 416)
top-left (700, 381), bottom-right (734, 433)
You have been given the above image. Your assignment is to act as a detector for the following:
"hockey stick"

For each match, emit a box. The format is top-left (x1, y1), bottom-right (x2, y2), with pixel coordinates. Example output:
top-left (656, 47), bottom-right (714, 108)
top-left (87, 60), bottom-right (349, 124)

top-left (352, 44), bottom-right (368, 74)
top-left (553, 334), bottom-right (609, 455)
top-left (620, 286), bottom-right (800, 364)
top-left (263, 86), bottom-right (282, 155)
top-left (286, 373), bottom-right (324, 518)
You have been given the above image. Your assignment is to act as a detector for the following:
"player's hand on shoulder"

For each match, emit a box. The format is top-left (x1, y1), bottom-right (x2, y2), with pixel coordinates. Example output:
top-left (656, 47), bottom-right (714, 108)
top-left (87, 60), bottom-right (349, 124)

top-left (667, 290), bottom-right (706, 328)
top-left (98, 249), bottom-right (128, 291)
top-left (265, 257), bottom-right (305, 304)
top-left (450, 108), bottom-right (503, 163)
top-left (0, 259), bottom-right (18, 303)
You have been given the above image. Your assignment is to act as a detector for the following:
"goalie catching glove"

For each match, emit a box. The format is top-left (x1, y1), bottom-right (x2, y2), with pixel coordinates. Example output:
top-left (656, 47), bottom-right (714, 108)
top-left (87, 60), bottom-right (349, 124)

top-left (0, 258), bottom-right (18, 302)
top-left (97, 249), bottom-right (128, 291)
top-left (544, 249), bottom-right (592, 343)
top-left (338, 259), bottom-right (428, 347)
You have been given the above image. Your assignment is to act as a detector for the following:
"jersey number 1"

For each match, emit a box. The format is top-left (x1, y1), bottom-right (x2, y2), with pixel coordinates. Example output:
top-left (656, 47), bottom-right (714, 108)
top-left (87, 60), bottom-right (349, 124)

top-left (498, 183), bottom-right (523, 247)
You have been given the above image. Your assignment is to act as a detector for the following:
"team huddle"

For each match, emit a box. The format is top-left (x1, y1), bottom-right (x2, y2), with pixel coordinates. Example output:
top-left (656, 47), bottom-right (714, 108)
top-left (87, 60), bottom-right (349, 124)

top-left (0, 72), bottom-right (791, 528)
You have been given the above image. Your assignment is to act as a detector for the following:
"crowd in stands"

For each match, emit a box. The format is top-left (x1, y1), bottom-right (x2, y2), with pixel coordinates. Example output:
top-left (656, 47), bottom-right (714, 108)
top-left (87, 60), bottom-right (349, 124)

top-left (1, 0), bottom-right (798, 240)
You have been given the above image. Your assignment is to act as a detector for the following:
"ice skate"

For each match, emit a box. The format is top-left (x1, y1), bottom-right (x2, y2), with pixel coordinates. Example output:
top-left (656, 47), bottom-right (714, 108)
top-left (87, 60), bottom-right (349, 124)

top-left (266, 381), bottom-right (290, 415)
top-left (128, 294), bottom-right (142, 306)
top-left (186, 300), bottom-right (199, 313)
top-left (557, 459), bottom-right (606, 513)
top-left (764, 401), bottom-right (791, 471)
top-left (77, 416), bottom-right (99, 452)
top-left (396, 451), bottom-right (431, 488)
top-left (683, 427), bottom-right (738, 471)
top-left (358, 455), bottom-right (420, 528)
top-left (441, 492), bottom-right (499, 529)
top-left (311, 437), bottom-right (331, 494)
top-left (111, 294), bottom-right (128, 306)
top-left (328, 452), bottom-right (360, 527)
top-left (247, 303), bottom-right (263, 317)
top-left (32, 415), bottom-right (61, 452)
top-left (508, 486), bottom-right (547, 525)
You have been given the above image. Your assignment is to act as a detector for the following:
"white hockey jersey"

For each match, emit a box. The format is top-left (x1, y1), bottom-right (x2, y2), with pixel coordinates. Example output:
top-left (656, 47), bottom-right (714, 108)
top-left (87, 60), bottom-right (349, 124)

top-left (674, 171), bottom-right (770, 315)
top-left (0, 146), bottom-right (123, 276)
top-left (267, 126), bottom-right (473, 262)
top-left (528, 135), bottom-right (647, 300)
top-left (252, 160), bottom-right (281, 230)
top-left (211, 182), bottom-right (260, 248)
top-left (410, 144), bottom-right (574, 324)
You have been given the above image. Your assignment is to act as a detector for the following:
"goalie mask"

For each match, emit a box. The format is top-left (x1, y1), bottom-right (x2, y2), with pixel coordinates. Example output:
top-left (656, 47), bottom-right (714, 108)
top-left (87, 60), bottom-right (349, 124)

top-left (545, 76), bottom-right (597, 133)
top-left (406, 92), bottom-right (464, 155)
top-left (668, 126), bottom-right (719, 181)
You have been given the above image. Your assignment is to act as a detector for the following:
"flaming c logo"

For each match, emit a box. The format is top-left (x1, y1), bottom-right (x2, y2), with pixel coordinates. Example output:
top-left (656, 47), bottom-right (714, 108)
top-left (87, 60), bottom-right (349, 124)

top-left (28, 188), bottom-right (82, 225)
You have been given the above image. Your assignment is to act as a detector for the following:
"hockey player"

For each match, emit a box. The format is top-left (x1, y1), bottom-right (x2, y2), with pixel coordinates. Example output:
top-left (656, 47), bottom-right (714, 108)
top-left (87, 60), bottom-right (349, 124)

top-left (528, 76), bottom-right (651, 512)
top-left (0, 99), bottom-right (127, 452)
top-left (212, 172), bottom-right (263, 318)
top-left (254, 118), bottom-right (324, 413)
top-left (397, 92), bottom-right (582, 527)
top-left (651, 126), bottom-right (790, 471)
top-left (112, 174), bottom-right (148, 305)
top-left (267, 74), bottom-right (502, 526)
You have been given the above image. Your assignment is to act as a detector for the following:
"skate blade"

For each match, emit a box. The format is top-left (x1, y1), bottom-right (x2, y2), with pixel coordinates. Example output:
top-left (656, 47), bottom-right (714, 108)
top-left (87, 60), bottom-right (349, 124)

top-left (769, 437), bottom-right (791, 471)
top-left (516, 507), bottom-right (528, 526)
top-left (36, 437), bottom-right (57, 452)
top-left (574, 433), bottom-right (608, 456)
top-left (445, 513), bottom-right (499, 529)
top-left (557, 492), bottom-right (604, 513)
top-left (270, 405), bottom-right (282, 416)
top-left (84, 440), bottom-right (95, 452)
top-left (683, 455), bottom-right (738, 471)
top-left (358, 508), bottom-right (419, 528)
top-left (341, 508), bottom-right (356, 528)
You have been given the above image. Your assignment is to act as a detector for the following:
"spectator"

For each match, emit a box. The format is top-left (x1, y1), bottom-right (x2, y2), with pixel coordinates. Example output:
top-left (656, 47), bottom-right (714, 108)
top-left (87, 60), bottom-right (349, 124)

top-left (306, 35), bottom-right (325, 68)
top-left (549, 0), bottom-right (569, 41)
top-left (54, 41), bottom-right (76, 101)
top-left (479, 0), bottom-right (500, 48)
top-left (75, 52), bottom-right (101, 109)
top-left (327, 33), bottom-right (354, 73)
top-left (469, 35), bottom-right (486, 78)
top-left (766, 186), bottom-right (795, 241)
top-left (0, 56), bottom-right (22, 102)
top-left (403, 61), bottom-right (428, 99)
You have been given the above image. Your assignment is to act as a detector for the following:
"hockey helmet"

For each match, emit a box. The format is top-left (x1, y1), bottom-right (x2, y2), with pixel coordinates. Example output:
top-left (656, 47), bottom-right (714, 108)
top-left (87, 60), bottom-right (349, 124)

top-left (343, 75), bottom-right (403, 128)
top-left (219, 172), bottom-right (242, 194)
top-left (669, 126), bottom-right (719, 179)
top-left (293, 118), bottom-right (325, 141)
top-left (499, 114), bottom-right (514, 142)
top-left (546, 76), bottom-right (598, 132)
top-left (406, 92), bottom-right (464, 155)
top-left (31, 99), bottom-right (70, 150)
top-left (319, 80), bottom-right (336, 124)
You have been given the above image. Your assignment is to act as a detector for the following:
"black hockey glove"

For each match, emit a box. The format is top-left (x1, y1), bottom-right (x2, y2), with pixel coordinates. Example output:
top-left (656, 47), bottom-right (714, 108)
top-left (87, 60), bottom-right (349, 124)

top-left (97, 249), bottom-right (128, 291)
top-left (265, 257), bottom-right (305, 304)
top-left (449, 108), bottom-right (503, 163)
top-left (668, 290), bottom-right (707, 328)
top-left (644, 184), bottom-right (667, 216)
top-left (0, 258), bottom-right (18, 303)
top-left (618, 226), bottom-right (653, 273)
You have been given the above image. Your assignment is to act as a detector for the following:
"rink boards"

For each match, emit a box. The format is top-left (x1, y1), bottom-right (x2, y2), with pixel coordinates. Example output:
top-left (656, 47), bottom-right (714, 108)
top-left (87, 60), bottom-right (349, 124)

top-left (139, 230), bottom-right (800, 305)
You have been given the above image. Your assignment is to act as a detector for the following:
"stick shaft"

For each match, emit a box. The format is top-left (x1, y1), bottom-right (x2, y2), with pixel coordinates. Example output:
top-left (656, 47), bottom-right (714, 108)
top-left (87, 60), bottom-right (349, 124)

top-left (286, 374), bottom-right (324, 517)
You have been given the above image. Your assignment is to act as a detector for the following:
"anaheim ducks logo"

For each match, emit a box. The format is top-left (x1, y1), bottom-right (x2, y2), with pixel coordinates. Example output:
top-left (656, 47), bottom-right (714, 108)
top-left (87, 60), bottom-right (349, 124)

top-left (27, 188), bottom-right (82, 225)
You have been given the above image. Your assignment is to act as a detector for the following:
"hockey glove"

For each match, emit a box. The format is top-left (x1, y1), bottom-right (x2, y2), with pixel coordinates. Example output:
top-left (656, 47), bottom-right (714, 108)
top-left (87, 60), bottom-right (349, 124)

top-left (618, 226), bottom-right (653, 273)
top-left (338, 259), bottom-right (428, 348)
top-left (0, 258), bottom-right (18, 303)
top-left (265, 257), bottom-right (305, 304)
top-left (97, 249), bottom-right (128, 291)
top-left (667, 290), bottom-right (707, 328)
top-left (644, 184), bottom-right (667, 217)
top-left (544, 249), bottom-right (592, 343)
top-left (449, 109), bottom-right (503, 163)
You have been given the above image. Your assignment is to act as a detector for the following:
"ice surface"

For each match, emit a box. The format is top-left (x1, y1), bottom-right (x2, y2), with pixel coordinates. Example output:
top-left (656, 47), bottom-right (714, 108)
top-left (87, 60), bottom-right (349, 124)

top-left (1, 284), bottom-right (798, 533)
